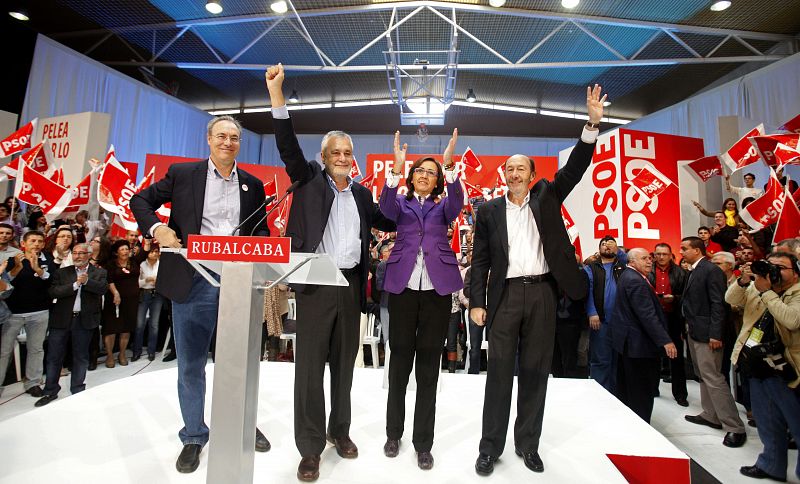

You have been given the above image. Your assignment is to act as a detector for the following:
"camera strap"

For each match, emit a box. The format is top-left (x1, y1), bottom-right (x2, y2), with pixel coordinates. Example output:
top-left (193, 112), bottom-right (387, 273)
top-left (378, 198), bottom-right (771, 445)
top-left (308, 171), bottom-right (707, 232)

top-left (745, 309), bottom-right (776, 348)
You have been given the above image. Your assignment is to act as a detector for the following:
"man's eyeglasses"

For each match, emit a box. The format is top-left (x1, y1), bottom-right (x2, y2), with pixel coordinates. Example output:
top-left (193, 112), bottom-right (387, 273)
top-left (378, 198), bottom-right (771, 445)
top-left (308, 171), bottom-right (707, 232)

top-left (72, 251), bottom-right (89, 256)
top-left (414, 167), bottom-right (438, 178)
top-left (213, 134), bottom-right (241, 144)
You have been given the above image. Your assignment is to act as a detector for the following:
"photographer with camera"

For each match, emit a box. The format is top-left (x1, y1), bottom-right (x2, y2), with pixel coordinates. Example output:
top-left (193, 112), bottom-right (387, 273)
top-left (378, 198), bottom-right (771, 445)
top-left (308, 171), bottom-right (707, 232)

top-left (726, 252), bottom-right (800, 482)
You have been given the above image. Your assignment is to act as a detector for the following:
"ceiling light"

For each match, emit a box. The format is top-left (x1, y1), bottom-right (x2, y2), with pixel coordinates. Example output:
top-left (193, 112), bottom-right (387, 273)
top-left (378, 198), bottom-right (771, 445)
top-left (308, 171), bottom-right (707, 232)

top-left (466, 88), bottom-right (476, 103)
top-left (208, 108), bottom-right (240, 115)
top-left (406, 98), bottom-right (450, 116)
top-left (205, 1), bottom-right (223, 14)
top-left (286, 103), bottom-right (333, 111)
top-left (8, 9), bottom-right (29, 21)
top-left (288, 90), bottom-right (300, 104)
top-left (270, 1), bottom-right (289, 14)
top-left (710, 1), bottom-right (731, 11)
top-left (488, 0), bottom-right (507, 7)
top-left (561, 0), bottom-right (580, 8)
top-left (603, 101), bottom-right (612, 107)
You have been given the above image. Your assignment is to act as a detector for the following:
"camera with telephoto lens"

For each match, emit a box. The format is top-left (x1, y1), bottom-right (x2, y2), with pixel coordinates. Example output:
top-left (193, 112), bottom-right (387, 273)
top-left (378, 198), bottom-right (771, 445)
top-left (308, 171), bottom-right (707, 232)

top-left (750, 260), bottom-right (782, 284)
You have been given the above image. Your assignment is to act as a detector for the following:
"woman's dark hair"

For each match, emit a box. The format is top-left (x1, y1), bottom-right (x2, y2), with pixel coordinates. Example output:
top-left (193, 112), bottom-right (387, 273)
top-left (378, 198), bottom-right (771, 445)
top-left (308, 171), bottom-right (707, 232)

top-left (111, 239), bottom-right (131, 257)
top-left (404, 157), bottom-right (445, 201)
top-left (92, 236), bottom-right (113, 267)
top-left (722, 197), bottom-right (739, 214)
top-left (27, 210), bottom-right (45, 230)
top-left (45, 226), bottom-right (75, 254)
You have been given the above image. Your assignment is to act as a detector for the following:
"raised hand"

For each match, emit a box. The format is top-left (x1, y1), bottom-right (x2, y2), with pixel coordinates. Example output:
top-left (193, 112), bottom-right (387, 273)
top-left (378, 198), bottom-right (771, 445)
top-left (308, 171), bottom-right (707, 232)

top-left (442, 128), bottom-right (458, 169)
top-left (265, 63), bottom-right (284, 91)
top-left (392, 131), bottom-right (407, 175)
top-left (586, 84), bottom-right (606, 125)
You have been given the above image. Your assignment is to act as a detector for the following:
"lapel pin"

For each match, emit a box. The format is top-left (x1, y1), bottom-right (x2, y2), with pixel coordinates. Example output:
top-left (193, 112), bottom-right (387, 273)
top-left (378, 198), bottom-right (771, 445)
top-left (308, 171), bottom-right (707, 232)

top-left (242, 184), bottom-right (249, 191)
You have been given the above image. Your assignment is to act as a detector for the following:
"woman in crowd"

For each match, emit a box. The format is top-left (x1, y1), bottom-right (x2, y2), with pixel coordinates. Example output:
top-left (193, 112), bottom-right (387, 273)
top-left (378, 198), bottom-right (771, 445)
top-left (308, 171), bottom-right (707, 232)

top-left (133, 244), bottom-right (163, 361)
top-left (23, 210), bottom-right (48, 236)
top-left (89, 236), bottom-right (112, 268)
top-left (102, 238), bottom-right (149, 367)
top-left (692, 197), bottom-right (741, 227)
top-left (378, 129), bottom-right (463, 470)
top-left (46, 226), bottom-right (75, 268)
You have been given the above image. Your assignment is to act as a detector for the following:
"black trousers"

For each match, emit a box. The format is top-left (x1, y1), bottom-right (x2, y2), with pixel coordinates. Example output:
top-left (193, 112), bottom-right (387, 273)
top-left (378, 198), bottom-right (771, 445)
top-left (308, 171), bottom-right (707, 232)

top-left (294, 271), bottom-right (361, 457)
top-left (666, 312), bottom-right (688, 400)
top-left (479, 279), bottom-right (557, 457)
top-left (552, 320), bottom-right (582, 378)
top-left (386, 289), bottom-right (451, 452)
top-left (615, 352), bottom-right (660, 423)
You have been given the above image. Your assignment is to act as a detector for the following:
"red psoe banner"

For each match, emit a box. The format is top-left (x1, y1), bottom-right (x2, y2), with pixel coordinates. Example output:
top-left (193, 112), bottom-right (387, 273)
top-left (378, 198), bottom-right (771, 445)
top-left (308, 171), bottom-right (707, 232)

top-left (626, 163), bottom-right (674, 201)
top-left (719, 124), bottom-right (765, 173)
top-left (186, 235), bottom-right (290, 263)
top-left (749, 134), bottom-right (799, 167)
top-left (687, 155), bottom-right (723, 182)
top-left (740, 169), bottom-right (786, 231)
top-left (0, 118), bottom-right (37, 158)
top-left (780, 113), bottom-right (800, 134)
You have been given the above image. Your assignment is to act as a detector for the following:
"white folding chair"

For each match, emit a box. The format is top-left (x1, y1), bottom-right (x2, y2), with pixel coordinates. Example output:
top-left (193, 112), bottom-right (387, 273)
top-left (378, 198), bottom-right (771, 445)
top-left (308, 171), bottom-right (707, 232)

top-left (362, 313), bottom-right (381, 369)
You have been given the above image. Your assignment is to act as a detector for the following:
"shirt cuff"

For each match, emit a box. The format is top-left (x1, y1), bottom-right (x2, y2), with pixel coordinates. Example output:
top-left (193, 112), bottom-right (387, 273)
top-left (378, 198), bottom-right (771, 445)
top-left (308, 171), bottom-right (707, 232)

top-left (271, 105), bottom-right (290, 119)
top-left (581, 126), bottom-right (599, 144)
top-left (443, 165), bottom-right (458, 184)
top-left (148, 222), bottom-right (165, 238)
top-left (386, 171), bottom-right (402, 189)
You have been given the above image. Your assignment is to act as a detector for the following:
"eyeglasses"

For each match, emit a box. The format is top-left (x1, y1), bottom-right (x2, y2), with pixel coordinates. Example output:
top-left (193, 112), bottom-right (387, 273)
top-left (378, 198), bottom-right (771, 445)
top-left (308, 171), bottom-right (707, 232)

top-left (414, 167), bottom-right (438, 178)
top-left (72, 251), bottom-right (89, 255)
top-left (213, 134), bottom-right (241, 144)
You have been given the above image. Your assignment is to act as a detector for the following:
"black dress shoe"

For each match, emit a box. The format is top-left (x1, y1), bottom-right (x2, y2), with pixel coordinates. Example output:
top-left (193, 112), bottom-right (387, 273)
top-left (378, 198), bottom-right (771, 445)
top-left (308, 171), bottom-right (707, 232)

top-left (515, 448), bottom-right (544, 473)
top-left (417, 451), bottom-right (434, 470)
top-left (163, 352), bottom-right (177, 362)
top-left (131, 353), bottom-right (141, 362)
top-left (740, 465), bottom-right (786, 481)
top-left (723, 432), bottom-right (747, 448)
top-left (684, 414), bottom-right (723, 430)
top-left (88, 360), bottom-right (97, 371)
top-left (675, 397), bottom-right (689, 407)
top-left (326, 433), bottom-right (358, 458)
top-left (255, 428), bottom-right (271, 452)
top-left (297, 455), bottom-right (320, 482)
top-left (176, 444), bottom-right (202, 473)
top-left (475, 453), bottom-right (497, 475)
top-left (148, 353), bottom-right (155, 361)
top-left (383, 438), bottom-right (399, 457)
top-left (25, 386), bottom-right (43, 397)
top-left (34, 394), bottom-right (58, 407)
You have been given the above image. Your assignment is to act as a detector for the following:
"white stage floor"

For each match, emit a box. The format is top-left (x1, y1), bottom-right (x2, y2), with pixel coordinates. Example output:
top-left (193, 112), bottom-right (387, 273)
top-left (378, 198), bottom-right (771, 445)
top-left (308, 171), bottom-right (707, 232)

top-left (0, 361), bottom-right (691, 483)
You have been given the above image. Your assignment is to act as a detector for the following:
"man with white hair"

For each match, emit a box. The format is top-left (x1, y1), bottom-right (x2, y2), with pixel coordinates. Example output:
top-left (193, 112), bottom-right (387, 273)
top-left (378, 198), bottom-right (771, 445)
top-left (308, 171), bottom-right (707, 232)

top-left (266, 63), bottom-right (396, 482)
top-left (611, 248), bottom-right (677, 422)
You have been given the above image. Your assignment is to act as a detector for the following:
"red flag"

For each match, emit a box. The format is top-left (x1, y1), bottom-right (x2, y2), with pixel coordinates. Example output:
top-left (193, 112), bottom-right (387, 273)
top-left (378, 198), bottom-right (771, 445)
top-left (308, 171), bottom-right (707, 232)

top-left (687, 155), bottom-right (723, 182)
top-left (450, 214), bottom-right (463, 254)
top-left (263, 174), bottom-right (278, 207)
top-left (773, 186), bottom-right (800, 244)
top-left (774, 143), bottom-right (800, 167)
top-left (561, 205), bottom-right (582, 260)
top-left (463, 180), bottom-right (484, 199)
top-left (627, 163), bottom-right (673, 201)
top-left (49, 166), bottom-right (64, 186)
top-left (0, 118), bottom-right (37, 158)
top-left (27, 139), bottom-right (55, 178)
top-left (156, 203), bottom-right (171, 225)
top-left (720, 124), bottom-right (765, 173)
top-left (97, 145), bottom-right (139, 231)
top-left (779, 113), bottom-right (800, 134)
top-left (1, 140), bottom-right (49, 179)
top-left (358, 172), bottom-right (375, 191)
top-left (349, 157), bottom-right (362, 179)
top-left (13, 151), bottom-right (72, 221)
top-left (61, 172), bottom-right (93, 214)
top-left (740, 169), bottom-right (786, 231)
top-left (137, 166), bottom-right (156, 192)
top-left (109, 217), bottom-right (129, 239)
top-left (495, 166), bottom-right (508, 190)
top-left (460, 147), bottom-right (483, 173)
top-left (750, 134), bottom-right (800, 167)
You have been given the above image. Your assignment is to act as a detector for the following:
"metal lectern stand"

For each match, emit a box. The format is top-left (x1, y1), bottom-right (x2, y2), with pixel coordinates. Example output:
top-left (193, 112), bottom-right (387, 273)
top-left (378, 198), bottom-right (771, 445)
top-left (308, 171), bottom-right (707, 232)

top-left (162, 249), bottom-right (348, 484)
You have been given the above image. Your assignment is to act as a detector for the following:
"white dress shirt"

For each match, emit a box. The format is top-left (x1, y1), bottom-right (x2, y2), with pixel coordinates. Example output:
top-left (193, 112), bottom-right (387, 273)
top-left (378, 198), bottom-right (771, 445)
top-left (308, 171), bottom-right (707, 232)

top-left (505, 191), bottom-right (549, 278)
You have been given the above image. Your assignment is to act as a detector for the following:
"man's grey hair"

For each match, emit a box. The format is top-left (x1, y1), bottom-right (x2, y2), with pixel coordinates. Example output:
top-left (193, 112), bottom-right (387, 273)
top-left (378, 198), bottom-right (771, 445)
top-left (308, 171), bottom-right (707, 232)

top-left (775, 238), bottom-right (800, 252)
top-left (207, 115), bottom-right (243, 137)
top-left (74, 242), bottom-right (92, 254)
top-left (712, 251), bottom-right (735, 266)
top-left (627, 247), bottom-right (649, 261)
top-left (320, 130), bottom-right (353, 156)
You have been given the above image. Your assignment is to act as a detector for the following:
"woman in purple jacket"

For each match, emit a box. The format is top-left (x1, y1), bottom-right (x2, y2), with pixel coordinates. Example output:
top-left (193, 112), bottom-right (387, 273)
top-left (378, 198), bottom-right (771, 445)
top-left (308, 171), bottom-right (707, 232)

top-left (379, 129), bottom-right (464, 470)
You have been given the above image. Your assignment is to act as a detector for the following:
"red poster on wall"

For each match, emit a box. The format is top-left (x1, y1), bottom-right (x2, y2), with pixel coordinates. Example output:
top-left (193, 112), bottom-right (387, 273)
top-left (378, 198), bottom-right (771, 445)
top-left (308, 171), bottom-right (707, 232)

top-left (143, 154), bottom-right (293, 234)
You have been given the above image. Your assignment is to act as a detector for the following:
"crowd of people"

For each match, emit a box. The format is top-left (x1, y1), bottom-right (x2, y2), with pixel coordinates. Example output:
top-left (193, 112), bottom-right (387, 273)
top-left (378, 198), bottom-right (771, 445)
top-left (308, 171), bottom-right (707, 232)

top-left (1, 66), bottom-right (797, 483)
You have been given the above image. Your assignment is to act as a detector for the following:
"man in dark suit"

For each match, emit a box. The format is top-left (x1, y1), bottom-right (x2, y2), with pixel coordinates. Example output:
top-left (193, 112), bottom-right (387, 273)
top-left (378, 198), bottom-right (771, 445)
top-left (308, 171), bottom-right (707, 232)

top-left (471, 85), bottom-right (605, 476)
top-left (679, 236), bottom-right (747, 447)
top-left (611, 248), bottom-right (677, 422)
top-left (35, 243), bottom-right (107, 407)
top-left (266, 64), bottom-right (396, 482)
top-left (130, 115), bottom-right (272, 473)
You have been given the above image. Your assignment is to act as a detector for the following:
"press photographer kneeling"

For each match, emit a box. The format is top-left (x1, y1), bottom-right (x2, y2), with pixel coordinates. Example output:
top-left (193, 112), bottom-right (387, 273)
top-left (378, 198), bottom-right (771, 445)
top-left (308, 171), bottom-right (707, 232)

top-left (726, 252), bottom-right (800, 482)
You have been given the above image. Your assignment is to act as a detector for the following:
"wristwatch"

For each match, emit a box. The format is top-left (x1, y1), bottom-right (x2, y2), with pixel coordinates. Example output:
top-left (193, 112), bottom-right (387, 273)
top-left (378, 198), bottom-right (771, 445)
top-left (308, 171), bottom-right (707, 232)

top-left (586, 121), bottom-right (600, 129)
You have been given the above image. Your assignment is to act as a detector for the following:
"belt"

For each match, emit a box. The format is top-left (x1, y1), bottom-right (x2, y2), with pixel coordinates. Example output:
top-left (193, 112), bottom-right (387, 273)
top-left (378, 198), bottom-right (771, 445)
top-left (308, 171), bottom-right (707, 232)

top-left (72, 311), bottom-right (81, 317)
top-left (339, 266), bottom-right (360, 277)
top-left (508, 273), bottom-right (553, 284)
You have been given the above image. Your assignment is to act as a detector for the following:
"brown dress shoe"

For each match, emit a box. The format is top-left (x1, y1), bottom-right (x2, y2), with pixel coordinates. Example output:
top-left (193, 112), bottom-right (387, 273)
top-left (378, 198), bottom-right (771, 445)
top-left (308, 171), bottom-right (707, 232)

top-left (326, 434), bottom-right (358, 458)
top-left (383, 438), bottom-right (400, 457)
top-left (297, 455), bottom-right (320, 482)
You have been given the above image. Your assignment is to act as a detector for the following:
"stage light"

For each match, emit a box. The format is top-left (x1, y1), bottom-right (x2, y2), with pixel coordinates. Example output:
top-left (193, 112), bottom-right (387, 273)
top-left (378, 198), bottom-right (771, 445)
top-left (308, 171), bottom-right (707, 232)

top-left (8, 9), bottom-right (29, 21)
top-left (710, 1), bottom-right (731, 11)
top-left (466, 88), bottom-right (476, 103)
top-left (270, 1), bottom-right (289, 14)
top-left (288, 90), bottom-right (300, 104)
top-left (561, 0), bottom-right (580, 8)
top-left (488, 0), bottom-right (507, 7)
top-left (205, 1), bottom-right (222, 14)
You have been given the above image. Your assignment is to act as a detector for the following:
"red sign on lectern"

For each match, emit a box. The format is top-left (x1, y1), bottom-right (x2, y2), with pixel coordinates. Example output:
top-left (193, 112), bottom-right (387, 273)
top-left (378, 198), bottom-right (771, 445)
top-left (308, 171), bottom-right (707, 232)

top-left (186, 235), bottom-right (290, 263)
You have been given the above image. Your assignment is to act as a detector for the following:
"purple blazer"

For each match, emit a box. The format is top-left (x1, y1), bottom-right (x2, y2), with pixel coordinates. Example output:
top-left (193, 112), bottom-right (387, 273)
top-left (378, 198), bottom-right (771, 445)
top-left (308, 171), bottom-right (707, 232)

top-left (378, 178), bottom-right (464, 296)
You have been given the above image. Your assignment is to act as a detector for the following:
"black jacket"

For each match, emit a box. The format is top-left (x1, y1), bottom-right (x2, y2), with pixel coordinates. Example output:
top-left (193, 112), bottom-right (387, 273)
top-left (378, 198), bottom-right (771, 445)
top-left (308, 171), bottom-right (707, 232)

top-left (611, 267), bottom-right (672, 358)
top-left (48, 264), bottom-right (108, 330)
top-left (647, 261), bottom-right (688, 314)
top-left (681, 258), bottom-right (727, 342)
top-left (272, 116), bottom-right (395, 312)
top-left (469, 138), bottom-right (595, 328)
top-left (130, 160), bottom-right (270, 303)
